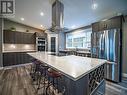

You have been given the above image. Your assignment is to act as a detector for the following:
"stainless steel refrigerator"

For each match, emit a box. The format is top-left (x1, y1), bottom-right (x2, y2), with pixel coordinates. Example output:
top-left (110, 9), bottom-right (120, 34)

top-left (91, 29), bottom-right (122, 82)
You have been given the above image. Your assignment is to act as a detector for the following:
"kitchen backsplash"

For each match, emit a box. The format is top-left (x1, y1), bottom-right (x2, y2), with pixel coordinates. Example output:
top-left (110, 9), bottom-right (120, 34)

top-left (3, 44), bottom-right (36, 52)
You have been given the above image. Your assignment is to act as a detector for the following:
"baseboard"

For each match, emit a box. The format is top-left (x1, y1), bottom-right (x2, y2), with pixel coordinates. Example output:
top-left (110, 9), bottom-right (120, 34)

top-left (122, 73), bottom-right (127, 78)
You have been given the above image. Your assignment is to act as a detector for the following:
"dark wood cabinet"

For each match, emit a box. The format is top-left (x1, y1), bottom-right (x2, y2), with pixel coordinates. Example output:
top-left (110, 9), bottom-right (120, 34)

top-left (105, 19), bottom-right (112, 29)
top-left (4, 30), bottom-right (36, 44)
top-left (92, 22), bottom-right (99, 32)
top-left (110, 16), bottom-right (122, 29)
top-left (99, 21), bottom-right (108, 31)
top-left (26, 33), bottom-right (36, 44)
top-left (3, 53), bottom-right (16, 66)
top-left (36, 32), bottom-right (47, 38)
top-left (15, 32), bottom-right (22, 43)
top-left (23, 33), bottom-right (28, 44)
top-left (4, 30), bottom-right (15, 43)
top-left (92, 16), bottom-right (123, 32)
top-left (3, 52), bottom-right (33, 66)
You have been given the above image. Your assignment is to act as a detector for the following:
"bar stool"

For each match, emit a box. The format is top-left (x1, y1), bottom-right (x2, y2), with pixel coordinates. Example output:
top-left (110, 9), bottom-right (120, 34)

top-left (30, 58), bottom-right (37, 75)
top-left (30, 59), bottom-right (50, 94)
top-left (46, 68), bottom-right (65, 95)
top-left (36, 62), bottom-right (49, 90)
top-left (30, 59), bottom-right (41, 82)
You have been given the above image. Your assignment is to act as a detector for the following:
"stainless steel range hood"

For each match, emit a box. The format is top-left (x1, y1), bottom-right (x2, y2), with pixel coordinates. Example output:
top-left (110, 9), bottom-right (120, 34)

top-left (51, 0), bottom-right (64, 32)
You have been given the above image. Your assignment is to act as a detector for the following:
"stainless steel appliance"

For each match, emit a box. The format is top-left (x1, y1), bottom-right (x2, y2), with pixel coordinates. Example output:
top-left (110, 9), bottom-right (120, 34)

top-left (91, 29), bottom-right (122, 82)
top-left (36, 37), bottom-right (46, 51)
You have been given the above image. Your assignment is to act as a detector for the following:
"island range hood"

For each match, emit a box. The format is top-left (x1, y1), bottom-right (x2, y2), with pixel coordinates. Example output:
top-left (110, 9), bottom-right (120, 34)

top-left (47, 0), bottom-right (66, 53)
top-left (50, 0), bottom-right (64, 32)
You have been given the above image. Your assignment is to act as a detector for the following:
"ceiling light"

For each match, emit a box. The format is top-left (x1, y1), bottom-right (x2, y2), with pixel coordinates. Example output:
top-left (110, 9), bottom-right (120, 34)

top-left (41, 25), bottom-right (43, 27)
top-left (21, 18), bottom-right (24, 21)
top-left (91, 0), bottom-right (98, 10)
top-left (92, 3), bottom-right (98, 10)
top-left (40, 12), bottom-right (44, 16)
top-left (71, 25), bottom-right (76, 29)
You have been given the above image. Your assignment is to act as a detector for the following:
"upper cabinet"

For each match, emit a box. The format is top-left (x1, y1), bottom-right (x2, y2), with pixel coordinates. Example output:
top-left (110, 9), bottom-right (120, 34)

top-left (35, 32), bottom-right (47, 38)
top-left (92, 22), bottom-right (100, 32)
top-left (4, 30), bottom-right (36, 44)
top-left (23, 32), bottom-right (36, 44)
top-left (92, 16), bottom-right (123, 32)
top-left (4, 30), bottom-right (15, 43)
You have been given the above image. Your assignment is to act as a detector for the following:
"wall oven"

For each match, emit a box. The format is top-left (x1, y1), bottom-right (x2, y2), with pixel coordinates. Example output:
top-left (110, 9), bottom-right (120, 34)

top-left (36, 37), bottom-right (46, 51)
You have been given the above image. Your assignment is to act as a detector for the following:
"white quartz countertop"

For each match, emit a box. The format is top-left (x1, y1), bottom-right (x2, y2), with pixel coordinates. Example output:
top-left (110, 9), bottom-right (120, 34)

top-left (28, 52), bottom-right (107, 81)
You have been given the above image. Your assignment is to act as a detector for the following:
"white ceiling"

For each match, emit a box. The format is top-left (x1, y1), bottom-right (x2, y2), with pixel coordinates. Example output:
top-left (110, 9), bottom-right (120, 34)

top-left (9, 0), bottom-right (127, 30)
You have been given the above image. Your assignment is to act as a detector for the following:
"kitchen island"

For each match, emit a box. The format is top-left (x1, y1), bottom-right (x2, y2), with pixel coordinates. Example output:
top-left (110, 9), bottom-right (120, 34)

top-left (28, 52), bottom-right (107, 95)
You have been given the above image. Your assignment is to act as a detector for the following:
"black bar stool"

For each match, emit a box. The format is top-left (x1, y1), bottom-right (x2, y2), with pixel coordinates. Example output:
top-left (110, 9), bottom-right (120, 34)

top-left (30, 59), bottom-right (41, 82)
top-left (30, 59), bottom-right (50, 94)
top-left (46, 68), bottom-right (65, 95)
top-left (36, 61), bottom-right (49, 91)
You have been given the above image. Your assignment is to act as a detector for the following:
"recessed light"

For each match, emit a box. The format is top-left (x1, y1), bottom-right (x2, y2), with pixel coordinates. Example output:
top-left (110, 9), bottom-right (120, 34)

top-left (41, 25), bottom-right (43, 27)
top-left (21, 18), bottom-right (24, 21)
top-left (40, 12), bottom-right (44, 16)
top-left (92, 3), bottom-right (98, 10)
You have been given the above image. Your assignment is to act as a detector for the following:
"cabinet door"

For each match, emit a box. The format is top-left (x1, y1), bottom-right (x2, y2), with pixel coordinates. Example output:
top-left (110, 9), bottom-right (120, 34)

top-left (92, 22), bottom-right (99, 32)
top-left (21, 53), bottom-right (31, 64)
top-left (111, 16), bottom-right (121, 29)
top-left (29, 33), bottom-right (35, 44)
top-left (105, 19), bottom-right (112, 29)
top-left (3, 53), bottom-right (9, 66)
top-left (99, 21), bottom-right (107, 31)
top-left (22, 33), bottom-right (27, 44)
top-left (21, 53), bottom-right (25, 64)
top-left (16, 53), bottom-right (21, 65)
top-left (15, 32), bottom-right (22, 44)
top-left (4, 31), bottom-right (15, 43)
top-left (23, 33), bottom-right (35, 44)
top-left (25, 53), bottom-right (29, 63)
top-left (3, 53), bottom-right (16, 66)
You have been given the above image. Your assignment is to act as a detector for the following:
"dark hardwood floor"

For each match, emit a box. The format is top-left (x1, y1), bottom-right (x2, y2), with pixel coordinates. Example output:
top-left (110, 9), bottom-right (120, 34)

top-left (0, 64), bottom-right (127, 95)
top-left (0, 64), bottom-right (36, 95)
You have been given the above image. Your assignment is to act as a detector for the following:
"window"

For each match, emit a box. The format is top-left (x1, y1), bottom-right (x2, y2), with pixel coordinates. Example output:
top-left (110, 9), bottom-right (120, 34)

top-left (66, 39), bottom-right (72, 47)
top-left (66, 28), bottom-right (92, 49)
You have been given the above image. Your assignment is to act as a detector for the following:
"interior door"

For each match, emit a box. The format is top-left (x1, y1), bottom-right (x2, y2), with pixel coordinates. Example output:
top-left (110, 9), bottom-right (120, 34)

top-left (51, 37), bottom-right (56, 52)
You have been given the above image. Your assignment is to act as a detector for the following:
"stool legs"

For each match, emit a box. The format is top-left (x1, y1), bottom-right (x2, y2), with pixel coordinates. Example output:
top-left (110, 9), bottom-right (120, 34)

top-left (46, 77), bottom-right (65, 95)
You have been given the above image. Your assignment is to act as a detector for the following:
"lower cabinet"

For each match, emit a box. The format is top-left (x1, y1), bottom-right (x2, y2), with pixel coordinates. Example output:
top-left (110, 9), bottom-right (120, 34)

top-left (3, 52), bottom-right (33, 66)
